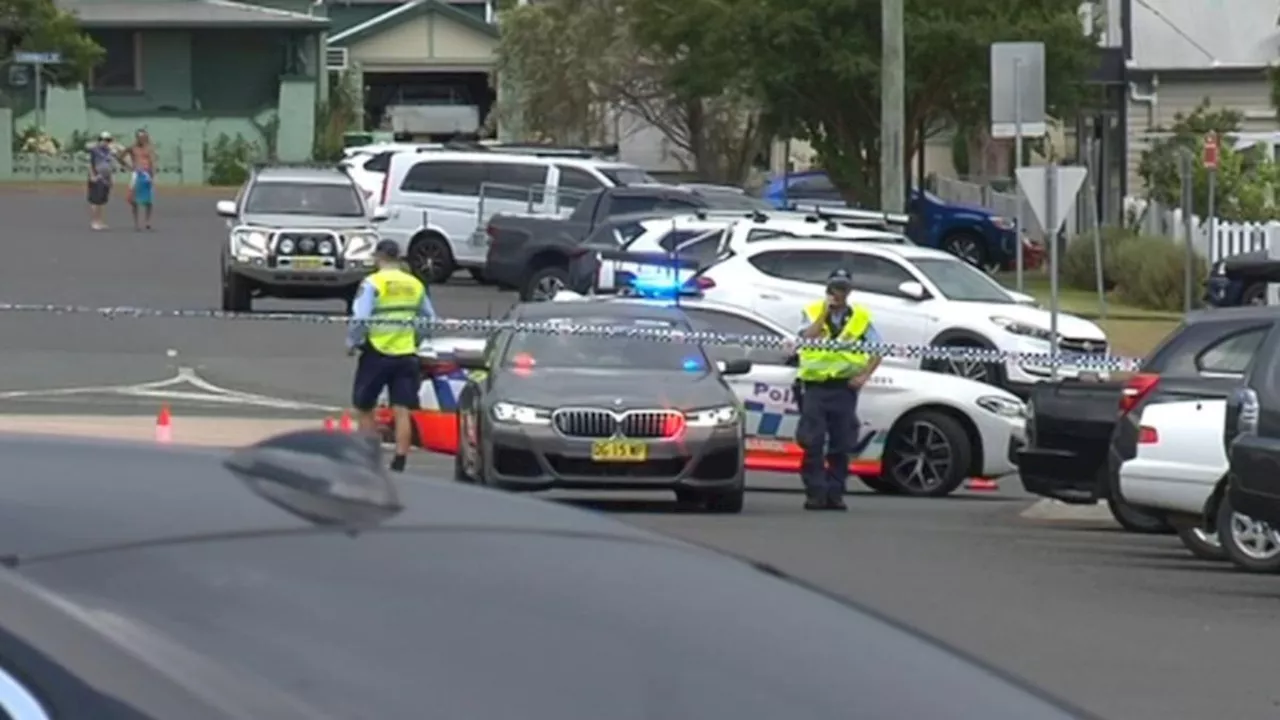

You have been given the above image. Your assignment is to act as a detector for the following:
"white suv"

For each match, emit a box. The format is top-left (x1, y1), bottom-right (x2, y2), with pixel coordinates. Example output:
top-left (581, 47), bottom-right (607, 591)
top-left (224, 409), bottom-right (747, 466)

top-left (693, 238), bottom-right (1108, 392)
top-left (377, 150), bottom-right (657, 283)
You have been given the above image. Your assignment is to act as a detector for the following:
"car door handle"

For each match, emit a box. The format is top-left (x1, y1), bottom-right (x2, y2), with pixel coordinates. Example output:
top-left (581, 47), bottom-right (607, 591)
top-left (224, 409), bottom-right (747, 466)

top-left (758, 293), bottom-right (782, 300)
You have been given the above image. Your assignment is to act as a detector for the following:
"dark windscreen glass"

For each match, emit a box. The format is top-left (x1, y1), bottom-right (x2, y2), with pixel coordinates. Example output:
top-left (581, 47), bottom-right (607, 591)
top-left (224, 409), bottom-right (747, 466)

top-left (501, 317), bottom-right (707, 371)
top-left (700, 191), bottom-right (772, 210)
top-left (245, 182), bottom-right (365, 217)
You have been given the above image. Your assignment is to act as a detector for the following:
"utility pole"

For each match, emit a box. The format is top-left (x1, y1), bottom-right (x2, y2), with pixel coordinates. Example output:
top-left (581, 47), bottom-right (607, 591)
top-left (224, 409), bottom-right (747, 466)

top-left (880, 0), bottom-right (905, 213)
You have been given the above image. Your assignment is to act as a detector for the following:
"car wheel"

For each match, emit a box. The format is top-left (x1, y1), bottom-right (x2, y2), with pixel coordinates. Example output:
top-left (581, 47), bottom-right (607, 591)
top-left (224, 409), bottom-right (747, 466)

top-left (1172, 519), bottom-right (1226, 561)
top-left (408, 233), bottom-right (455, 284)
top-left (881, 410), bottom-right (971, 497)
top-left (522, 266), bottom-right (570, 302)
top-left (454, 412), bottom-right (480, 484)
top-left (1104, 466), bottom-right (1174, 534)
top-left (1241, 282), bottom-right (1267, 306)
top-left (221, 270), bottom-right (251, 312)
top-left (857, 474), bottom-right (903, 495)
top-left (923, 338), bottom-right (1005, 389)
top-left (1216, 493), bottom-right (1280, 572)
top-left (942, 232), bottom-right (989, 271)
top-left (703, 487), bottom-right (745, 514)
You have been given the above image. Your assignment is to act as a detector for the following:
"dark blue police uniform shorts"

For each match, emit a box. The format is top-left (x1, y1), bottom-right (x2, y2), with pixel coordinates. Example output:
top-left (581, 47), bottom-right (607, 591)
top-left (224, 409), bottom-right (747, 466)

top-left (352, 348), bottom-right (421, 411)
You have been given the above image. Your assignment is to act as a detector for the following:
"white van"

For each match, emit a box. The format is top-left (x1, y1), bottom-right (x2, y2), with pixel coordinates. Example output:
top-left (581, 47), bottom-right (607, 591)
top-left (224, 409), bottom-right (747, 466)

top-left (377, 150), bottom-right (657, 283)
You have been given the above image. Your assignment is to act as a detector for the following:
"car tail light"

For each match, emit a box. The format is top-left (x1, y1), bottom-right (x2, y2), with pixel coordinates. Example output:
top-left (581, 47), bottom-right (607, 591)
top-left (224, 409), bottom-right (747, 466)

top-left (1119, 373), bottom-right (1159, 416)
top-left (1138, 426), bottom-right (1158, 444)
top-left (420, 357), bottom-right (459, 377)
top-left (691, 275), bottom-right (716, 290)
top-left (661, 413), bottom-right (686, 438)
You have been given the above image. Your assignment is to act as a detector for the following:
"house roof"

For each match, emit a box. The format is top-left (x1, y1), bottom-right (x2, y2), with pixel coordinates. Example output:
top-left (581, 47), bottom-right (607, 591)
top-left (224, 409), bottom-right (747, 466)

top-left (60, 0), bottom-right (330, 29)
top-left (328, 0), bottom-right (497, 45)
top-left (1131, 0), bottom-right (1280, 70)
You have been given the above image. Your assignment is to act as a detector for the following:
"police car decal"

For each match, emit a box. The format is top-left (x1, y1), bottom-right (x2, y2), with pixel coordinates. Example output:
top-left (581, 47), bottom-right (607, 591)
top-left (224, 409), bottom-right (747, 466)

top-left (738, 380), bottom-right (887, 461)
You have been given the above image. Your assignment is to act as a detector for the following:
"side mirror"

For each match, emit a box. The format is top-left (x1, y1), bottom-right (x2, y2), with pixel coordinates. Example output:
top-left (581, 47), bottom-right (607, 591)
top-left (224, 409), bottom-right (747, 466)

top-left (215, 200), bottom-right (237, 217)
top-left (371, 206), bottom-right (390, 222)
top-left (718, 358), bottom-right (752, 376)
top-left (452, 348), bottom-right (487, 371)
top-left (897, 280), bottom-right (927, 301)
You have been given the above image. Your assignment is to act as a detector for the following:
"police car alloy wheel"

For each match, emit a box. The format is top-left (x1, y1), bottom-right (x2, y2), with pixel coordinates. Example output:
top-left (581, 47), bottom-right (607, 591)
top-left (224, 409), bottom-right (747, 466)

top-left (881, 410), bottom-right (971, 497)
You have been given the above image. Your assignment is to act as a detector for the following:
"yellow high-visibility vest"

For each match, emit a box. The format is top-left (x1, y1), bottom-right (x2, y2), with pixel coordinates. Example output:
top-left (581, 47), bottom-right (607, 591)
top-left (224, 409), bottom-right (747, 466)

top-left (366, 268), bottom-right (425, 356)
top-left (796, 300), bottom-right (873, 382)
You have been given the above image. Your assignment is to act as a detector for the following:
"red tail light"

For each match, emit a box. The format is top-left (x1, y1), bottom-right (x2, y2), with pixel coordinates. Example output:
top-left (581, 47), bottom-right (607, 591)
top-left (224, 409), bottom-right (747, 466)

top-left (1138, 426), bottom-right (1159, 444)
top-left (420, 358), bottom-right (459, 377)
top-left (1119, 373), bottom-right (1159, 416)
top-left (692, 275), bottom-right (716, 290)
top-left (661, 414), bottom-right (686, 438)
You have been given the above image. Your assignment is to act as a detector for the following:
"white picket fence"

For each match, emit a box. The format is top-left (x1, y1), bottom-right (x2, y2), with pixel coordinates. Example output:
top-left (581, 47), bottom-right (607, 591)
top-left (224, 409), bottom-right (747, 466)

top-left (1126, 197), bottom-right (1273, 263)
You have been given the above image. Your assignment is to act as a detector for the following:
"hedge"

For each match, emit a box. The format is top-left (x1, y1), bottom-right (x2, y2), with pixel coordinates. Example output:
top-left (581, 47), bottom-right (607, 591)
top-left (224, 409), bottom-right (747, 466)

top-left (1060, 230), bottom-right (1206, 312)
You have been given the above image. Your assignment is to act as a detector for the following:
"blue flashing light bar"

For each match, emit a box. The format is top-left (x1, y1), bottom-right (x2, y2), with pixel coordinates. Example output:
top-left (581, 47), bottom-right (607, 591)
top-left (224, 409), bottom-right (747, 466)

top-left (617, 271), bottom-right (703, 299)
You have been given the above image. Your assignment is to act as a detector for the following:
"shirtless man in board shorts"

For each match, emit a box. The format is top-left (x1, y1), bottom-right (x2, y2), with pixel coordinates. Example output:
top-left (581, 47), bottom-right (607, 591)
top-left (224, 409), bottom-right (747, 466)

top-left (121, 129), bottom-right (155, 230)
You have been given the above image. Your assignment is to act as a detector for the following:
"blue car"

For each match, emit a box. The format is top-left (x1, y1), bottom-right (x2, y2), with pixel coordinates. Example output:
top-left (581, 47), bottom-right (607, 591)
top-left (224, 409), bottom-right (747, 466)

top-left (761, 171), bottom-right (1024, 272)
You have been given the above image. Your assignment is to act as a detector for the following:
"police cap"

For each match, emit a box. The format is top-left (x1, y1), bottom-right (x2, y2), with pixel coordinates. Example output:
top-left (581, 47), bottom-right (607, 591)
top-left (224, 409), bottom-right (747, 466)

top-left (826, 268), bottom-right (853, 291)
top-left (374, 240), bottom-right (401, 259)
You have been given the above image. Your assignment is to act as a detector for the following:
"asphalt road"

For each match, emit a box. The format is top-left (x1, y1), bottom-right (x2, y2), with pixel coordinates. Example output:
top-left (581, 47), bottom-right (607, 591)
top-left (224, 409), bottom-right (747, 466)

top-left (3, 190), bottom-right (1280, 719)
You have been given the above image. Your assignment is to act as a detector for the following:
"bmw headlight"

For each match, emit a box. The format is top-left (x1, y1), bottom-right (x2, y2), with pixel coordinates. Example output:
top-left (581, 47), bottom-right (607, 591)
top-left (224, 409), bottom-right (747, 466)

top-left (990, 316), bottom-right (1053, 341)
top-left (344, 232), bottom-right (380, 259)
top-left (492, 401), bottom-right (551, 425)
top-left (685, 405), bottom-right (739, 427)
top-left (977, 395), bottom-right (1026, 418)
top-left (230, 228), bottom-right (270, 258)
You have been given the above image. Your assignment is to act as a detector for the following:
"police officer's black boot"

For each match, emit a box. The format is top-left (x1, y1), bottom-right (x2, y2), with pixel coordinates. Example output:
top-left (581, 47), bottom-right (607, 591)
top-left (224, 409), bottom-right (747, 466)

top-left (827, 494), bottom-right (848, 511)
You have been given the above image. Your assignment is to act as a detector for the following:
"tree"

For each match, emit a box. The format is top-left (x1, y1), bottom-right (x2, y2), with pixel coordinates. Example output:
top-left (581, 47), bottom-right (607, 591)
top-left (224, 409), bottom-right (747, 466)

top-left (493, 0), bottom-right (767, 183)
top-left (1137, 100), bottom-right (1280, 222)
top-left (0, 0), bottom-right (103, 91)
top-left (738, 0), bottom-right (1099, 202)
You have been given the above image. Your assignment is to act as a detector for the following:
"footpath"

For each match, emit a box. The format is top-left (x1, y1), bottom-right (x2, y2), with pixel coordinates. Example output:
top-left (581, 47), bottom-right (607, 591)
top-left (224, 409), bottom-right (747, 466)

top-left (0, 414), bottom-right (318, 448)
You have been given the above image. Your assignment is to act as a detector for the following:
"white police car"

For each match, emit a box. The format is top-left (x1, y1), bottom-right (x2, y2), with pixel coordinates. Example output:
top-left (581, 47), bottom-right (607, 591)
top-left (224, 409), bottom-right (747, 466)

top-left (399, 276), bottom-right (1025, 497)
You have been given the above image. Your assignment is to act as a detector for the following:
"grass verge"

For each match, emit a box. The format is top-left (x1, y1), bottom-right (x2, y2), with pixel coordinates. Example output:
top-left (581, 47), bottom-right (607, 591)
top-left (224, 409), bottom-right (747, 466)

top-left (993, 271), bottom-right (1181, 359)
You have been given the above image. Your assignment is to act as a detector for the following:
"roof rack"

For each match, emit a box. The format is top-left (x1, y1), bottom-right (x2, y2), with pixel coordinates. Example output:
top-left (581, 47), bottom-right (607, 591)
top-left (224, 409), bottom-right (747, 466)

top-left (253, 162), bottom-right (345, 171)
top-left (438, 140), bottom-right (621, 159)
top-left (798, 204), bottom-right (911, 227)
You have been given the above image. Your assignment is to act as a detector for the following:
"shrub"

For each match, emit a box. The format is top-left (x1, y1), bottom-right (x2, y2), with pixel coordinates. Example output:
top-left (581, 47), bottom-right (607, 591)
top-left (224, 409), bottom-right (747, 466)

top-left (205, 134), bottom-right (260, 186)
top-left (1110, 235), bottom-right (1207, 312)
top-left (1061, 227), bottom-right (1141, 292)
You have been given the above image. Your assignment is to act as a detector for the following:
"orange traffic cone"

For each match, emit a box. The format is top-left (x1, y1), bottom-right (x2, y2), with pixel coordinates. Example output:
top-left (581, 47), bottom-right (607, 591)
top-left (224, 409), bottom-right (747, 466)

top-left (155, 404), bottom-right (173, 444)
top-left (323, 416), bottom-right (336, 433)
top-left (965, 477), bottom-right (999, 491)
top-left (339, 411), bottom-right (354, 433)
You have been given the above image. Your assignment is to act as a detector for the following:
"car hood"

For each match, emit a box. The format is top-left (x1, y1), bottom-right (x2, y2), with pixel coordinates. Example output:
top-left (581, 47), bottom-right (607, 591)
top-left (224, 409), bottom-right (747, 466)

top-left (979, 303), bottom-right (1106, 341)
top-left (239, 213), bottom-right (377, 231)
top-left (492, 368), bottom-right (734, 411)
top-left (1222, 250), bottom-right (1270, 271)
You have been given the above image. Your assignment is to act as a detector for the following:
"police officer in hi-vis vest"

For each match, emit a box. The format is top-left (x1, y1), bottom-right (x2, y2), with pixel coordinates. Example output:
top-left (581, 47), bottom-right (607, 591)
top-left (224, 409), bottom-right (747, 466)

top-left (795, 268), bottom-right (882, 510)
top-left (347, 240), bottom-right (438, 472)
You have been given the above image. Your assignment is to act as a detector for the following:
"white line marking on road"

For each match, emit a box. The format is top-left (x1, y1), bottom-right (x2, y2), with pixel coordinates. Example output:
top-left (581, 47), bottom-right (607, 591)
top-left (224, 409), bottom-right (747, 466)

top-left (0, 367), bottom-right (341, 412)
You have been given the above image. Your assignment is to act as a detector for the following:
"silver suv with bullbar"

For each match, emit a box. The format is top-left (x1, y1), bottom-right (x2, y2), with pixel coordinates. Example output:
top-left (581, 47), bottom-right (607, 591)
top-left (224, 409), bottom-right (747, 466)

top-left (217, 164), bottom-right (390, 312)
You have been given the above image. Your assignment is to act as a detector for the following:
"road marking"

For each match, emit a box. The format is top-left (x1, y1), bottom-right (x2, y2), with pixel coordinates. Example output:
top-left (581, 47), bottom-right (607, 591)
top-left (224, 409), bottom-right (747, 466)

top-left (0, 367), bottom-right (341, 412)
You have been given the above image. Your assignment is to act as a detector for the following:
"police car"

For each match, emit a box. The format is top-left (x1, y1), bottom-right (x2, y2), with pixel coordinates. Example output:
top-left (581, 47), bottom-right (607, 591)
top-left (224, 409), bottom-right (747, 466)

top-left (383, 278), bottom-right (1026, 497)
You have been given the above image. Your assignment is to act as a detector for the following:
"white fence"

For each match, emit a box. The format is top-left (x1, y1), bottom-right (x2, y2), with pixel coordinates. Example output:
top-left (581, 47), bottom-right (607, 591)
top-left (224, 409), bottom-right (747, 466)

top-left (1127, 197), bottom-right (1274, 263)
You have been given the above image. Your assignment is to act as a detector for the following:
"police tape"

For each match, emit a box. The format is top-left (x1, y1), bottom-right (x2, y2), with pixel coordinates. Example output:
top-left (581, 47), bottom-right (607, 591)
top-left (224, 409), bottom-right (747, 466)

top-left (0, 301), bottom-right (1143, 372)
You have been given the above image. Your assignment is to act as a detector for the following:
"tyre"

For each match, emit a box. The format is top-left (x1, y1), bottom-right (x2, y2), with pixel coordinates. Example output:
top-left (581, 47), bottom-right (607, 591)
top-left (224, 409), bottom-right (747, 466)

top-left (1241, 282), bottom-right (1267, 306)
top-left (454, 411), bottom-right (480, 484)
top-left (857, 474), bottom-right (903, 495)
top-left (922, 338), bottom-right (1005, 388)
top-left (1173, 521), bottom-right (1226, 561)
top-left (942, 232), bottom-right (994, 272)
top-left (407, 233), bottom-right (455, 284)
top-left (881, 410), bottom-right (972, 497)
top-left (1216, 493), bottom-right (1280, 572)
top-left (221, 270), bottom-right (251, 312)
top-left (703, 488), bottom-right (745, 514)
top-left (1104, 466), bottom-right (1174, 534)
top-left (522, 265), bottom-right (570, 302)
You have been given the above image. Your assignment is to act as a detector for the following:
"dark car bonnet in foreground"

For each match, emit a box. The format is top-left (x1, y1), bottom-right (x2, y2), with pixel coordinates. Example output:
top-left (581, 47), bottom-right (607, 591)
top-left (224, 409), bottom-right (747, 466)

top-left (0, 433), bottom-right (1091, 719)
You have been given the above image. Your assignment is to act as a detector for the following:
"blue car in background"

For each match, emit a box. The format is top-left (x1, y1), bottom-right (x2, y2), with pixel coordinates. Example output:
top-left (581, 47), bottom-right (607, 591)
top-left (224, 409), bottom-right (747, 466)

top-left (761, 171), bottom-right (1026, 272)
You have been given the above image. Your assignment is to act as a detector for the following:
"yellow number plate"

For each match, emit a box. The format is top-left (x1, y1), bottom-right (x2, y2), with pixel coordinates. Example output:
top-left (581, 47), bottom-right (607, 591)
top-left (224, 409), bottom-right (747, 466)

top-left (590, 440), bottom-right (648, 462)
top-left (291, 257), bottom-right (324, 270)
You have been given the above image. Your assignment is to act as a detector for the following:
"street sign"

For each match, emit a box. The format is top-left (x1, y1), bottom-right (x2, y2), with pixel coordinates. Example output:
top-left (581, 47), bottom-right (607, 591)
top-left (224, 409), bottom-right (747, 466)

top-left (1016, 166), bottom-right (1087, 235)
top-left (990, 42), bottom-right (1046, 139)
top-left (1203, 132), bottom-right (1219, 170)
top-left (12, 51), bottom-right (61, 64)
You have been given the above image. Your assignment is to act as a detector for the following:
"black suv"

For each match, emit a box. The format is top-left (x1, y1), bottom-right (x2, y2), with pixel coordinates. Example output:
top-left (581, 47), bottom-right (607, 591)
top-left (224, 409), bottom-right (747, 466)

top-left (1225, 311), bottom-right (1280, 532)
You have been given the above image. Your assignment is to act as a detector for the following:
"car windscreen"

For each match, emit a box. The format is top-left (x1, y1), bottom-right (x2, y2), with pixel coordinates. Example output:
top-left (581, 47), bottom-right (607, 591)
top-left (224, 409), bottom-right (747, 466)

top-left (244, 182), bottom-right (365, 217)
top-left (501, 317), bottom-right (708, 372)
top-left (598, 167), bottom-right (659, 186)
top-left (910, 257), bottom-right (1015, 303)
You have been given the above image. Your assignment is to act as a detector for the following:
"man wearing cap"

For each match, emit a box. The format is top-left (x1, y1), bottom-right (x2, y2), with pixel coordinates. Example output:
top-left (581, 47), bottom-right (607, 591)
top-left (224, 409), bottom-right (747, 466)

top-left (794, 268), bottom-right (882, 510)
top-left (347, 240), bottom-right (437, 472)
top-left (86, 131), bottom-right (118, 230)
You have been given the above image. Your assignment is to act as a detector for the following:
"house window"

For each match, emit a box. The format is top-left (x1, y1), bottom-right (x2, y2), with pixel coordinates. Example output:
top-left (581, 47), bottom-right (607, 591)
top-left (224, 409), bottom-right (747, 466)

top-left (89, 31), bottom-right (141, 91)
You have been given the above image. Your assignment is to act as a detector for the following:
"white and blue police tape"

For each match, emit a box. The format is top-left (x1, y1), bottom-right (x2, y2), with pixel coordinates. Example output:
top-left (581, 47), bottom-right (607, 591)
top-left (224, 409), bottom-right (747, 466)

top-left (0, 302), bottom-right (1142, 372)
